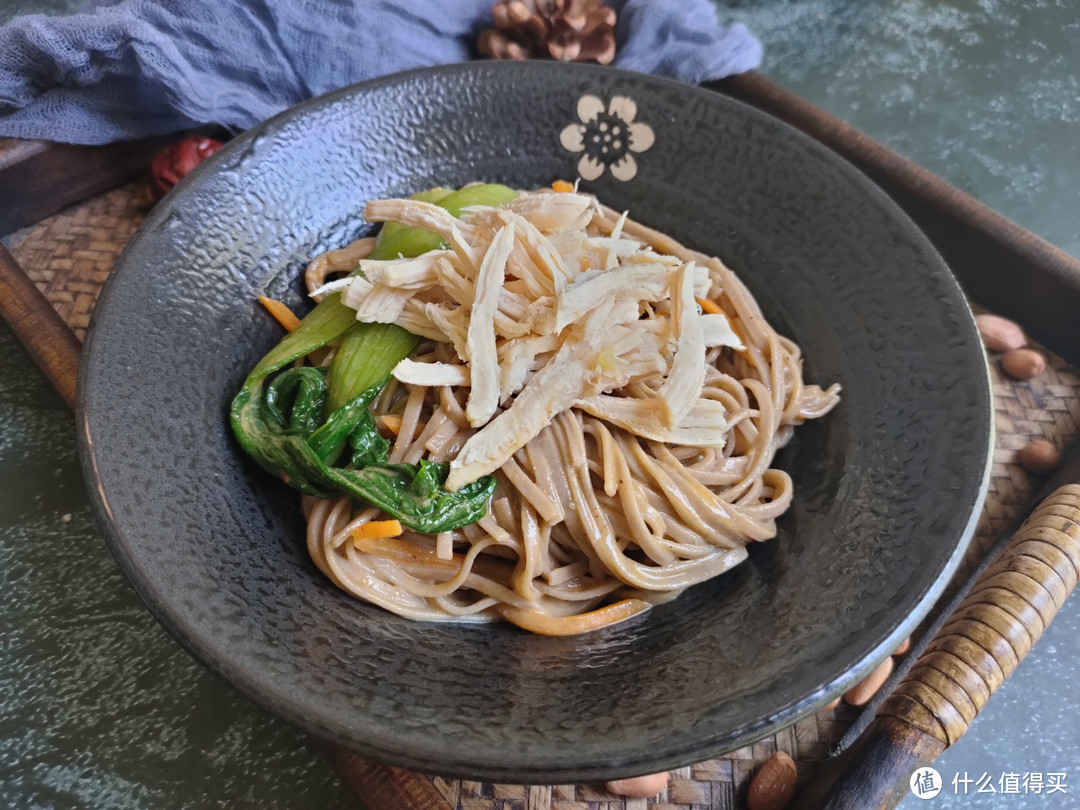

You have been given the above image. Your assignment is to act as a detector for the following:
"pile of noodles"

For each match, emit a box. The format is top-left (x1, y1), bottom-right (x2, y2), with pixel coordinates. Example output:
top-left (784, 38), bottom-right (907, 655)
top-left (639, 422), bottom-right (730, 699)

top-left (298, 187), bottom-right (839, 635)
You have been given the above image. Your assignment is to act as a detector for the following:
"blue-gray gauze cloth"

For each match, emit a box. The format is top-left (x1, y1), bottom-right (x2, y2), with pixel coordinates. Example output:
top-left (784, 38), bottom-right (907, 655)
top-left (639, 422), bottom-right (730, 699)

top-left (0, 0), bottom-right (761, 145)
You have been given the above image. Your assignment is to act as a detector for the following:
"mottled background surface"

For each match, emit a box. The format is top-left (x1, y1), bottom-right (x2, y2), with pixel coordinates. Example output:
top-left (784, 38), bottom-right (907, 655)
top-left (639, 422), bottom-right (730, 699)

top-left (725, 0), bottom-right (1080, 260)
top-left (2, 0), bottom-right (1078, 807)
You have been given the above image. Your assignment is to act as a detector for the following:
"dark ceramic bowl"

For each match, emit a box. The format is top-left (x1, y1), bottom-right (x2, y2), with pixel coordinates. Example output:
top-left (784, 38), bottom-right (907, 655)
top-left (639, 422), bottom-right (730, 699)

top-left (78, 62), bottom-right (991, 782)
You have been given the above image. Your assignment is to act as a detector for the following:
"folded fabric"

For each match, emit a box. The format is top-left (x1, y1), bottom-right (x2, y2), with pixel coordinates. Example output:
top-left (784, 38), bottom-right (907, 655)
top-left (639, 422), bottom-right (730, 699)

top-left (0, 0), bottom-right (761, 145)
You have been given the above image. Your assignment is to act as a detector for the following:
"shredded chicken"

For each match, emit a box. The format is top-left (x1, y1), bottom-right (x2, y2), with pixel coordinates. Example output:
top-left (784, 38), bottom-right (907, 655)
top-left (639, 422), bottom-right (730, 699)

top-left (392, 358), bottom-right (470, 387)
top-left (464, 225), bottom-right (515, 426)
top-left (332, 190), bottom-right (745, 491)
top-left (656, 262), bottom-right (706, 428)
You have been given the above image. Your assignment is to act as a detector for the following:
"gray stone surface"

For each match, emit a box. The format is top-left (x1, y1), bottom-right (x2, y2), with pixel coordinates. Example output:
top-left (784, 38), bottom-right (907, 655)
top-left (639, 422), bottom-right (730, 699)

top-left (0, 0), bottom-right (82, 25)
top-left (0, 328), bottom-right (355, 809)
top-left (722, 0), bottom-right (1080, 261)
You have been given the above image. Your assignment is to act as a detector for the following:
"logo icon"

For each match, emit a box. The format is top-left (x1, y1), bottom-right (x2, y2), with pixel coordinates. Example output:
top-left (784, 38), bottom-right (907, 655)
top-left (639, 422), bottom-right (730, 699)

top-left (910, 767), bottom-right (942, 799)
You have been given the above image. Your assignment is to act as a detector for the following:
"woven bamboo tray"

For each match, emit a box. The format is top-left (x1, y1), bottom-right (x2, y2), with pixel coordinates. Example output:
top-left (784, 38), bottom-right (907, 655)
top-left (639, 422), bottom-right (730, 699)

top-left (4, 176), bottom-right (1080, 809)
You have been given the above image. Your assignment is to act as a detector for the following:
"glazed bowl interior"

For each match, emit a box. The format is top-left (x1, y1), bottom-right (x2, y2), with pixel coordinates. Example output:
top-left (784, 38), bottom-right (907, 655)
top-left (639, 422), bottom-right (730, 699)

top-left (78, 62), bottom-right (991, 783)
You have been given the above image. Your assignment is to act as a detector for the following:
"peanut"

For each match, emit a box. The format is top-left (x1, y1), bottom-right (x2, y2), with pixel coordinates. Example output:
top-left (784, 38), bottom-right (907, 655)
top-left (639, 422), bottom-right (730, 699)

top-left (1019, 439), bottom-right (1060, 474)
top-left (746, 751), bottom-right (798, 810)
top-left (844, 656), bottom-right (895, 707)
top-left (605, 771), bottom-right (669, 798)
top-left (1001, 348), bottom-right (1045, 379)
top-left (975, 313), bottom-right (1026, 352)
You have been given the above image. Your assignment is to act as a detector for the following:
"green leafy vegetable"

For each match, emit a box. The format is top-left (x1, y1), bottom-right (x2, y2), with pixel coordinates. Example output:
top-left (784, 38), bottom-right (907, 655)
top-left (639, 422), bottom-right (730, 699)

top-left (247, 293), bottom-right (358, 380)
top-left (231, 371), bottom-right (496, 532)
top-left (328, 322), bottom-right (420, 414)
top-left (348, 409), bottom-right (391, 468)
top-left (230, 183), bottom-right (518, 532)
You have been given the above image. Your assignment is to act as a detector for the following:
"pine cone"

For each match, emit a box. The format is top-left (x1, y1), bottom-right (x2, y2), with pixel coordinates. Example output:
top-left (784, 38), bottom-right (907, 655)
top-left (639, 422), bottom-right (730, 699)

top-left (478, 0), bottom-right (617, 65)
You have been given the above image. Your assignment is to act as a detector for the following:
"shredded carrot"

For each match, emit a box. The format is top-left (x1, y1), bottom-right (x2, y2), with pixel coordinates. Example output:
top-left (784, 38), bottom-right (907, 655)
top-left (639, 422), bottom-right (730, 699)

top-left (498, 598), bottom-right (651, 636)
top-left (695, 297), bottom-right (723, 315)
top-left (551, 179), bottom-right (575, 193)
top-left (351, 519), bottom-right (403, 542)
top-left (379, 414), bottom-right (403, 435)
top-left (258, 295), bottom-right (301, 331)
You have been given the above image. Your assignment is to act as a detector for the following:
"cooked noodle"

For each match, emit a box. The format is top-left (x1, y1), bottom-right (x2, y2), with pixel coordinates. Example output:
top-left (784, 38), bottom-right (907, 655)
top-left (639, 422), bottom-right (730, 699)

top-left (296, 188), bottom-right (839, 635)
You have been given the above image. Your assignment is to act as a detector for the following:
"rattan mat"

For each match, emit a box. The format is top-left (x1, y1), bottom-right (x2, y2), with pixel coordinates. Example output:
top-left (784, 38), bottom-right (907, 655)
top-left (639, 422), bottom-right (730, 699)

top-left (6, 179), bottom-right (1080, 809)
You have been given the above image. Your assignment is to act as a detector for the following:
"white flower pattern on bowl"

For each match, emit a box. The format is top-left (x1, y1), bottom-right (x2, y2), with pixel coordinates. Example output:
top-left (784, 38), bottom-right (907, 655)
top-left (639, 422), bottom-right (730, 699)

top-left (559, 94), bottom-right (655, 181)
